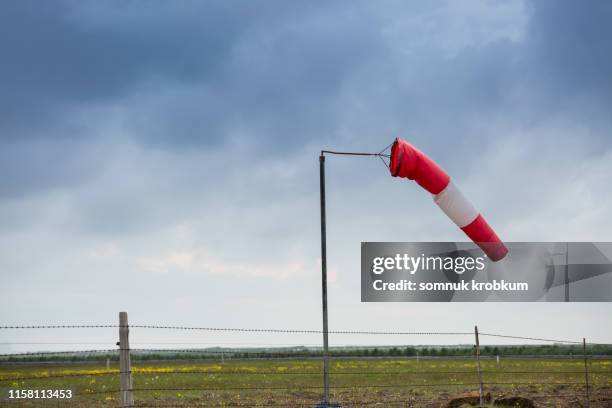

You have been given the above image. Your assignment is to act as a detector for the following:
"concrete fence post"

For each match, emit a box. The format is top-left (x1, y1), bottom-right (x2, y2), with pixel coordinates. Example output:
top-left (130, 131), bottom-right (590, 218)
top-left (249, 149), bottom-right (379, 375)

top-left (119, 312), bottom-right (134, 408)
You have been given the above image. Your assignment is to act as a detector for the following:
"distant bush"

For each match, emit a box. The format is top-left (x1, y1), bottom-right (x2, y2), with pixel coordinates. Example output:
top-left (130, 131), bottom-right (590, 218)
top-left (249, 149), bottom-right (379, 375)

top-left (2, 343), bottom-right (610, 363)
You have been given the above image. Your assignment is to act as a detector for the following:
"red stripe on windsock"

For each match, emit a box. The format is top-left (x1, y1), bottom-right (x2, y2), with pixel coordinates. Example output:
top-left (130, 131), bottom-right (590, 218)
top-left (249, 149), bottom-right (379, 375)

top-left (390, 137), bottom-right (450, 194)
top-left (390, 137), bottom-right (508, 262)
top-left (461, 214), bottom-right (508, 261)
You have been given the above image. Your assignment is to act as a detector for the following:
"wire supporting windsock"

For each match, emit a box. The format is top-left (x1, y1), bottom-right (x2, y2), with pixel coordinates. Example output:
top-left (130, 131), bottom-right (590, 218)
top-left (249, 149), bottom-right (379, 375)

top-left (389, 137), bottom-right (508, 261)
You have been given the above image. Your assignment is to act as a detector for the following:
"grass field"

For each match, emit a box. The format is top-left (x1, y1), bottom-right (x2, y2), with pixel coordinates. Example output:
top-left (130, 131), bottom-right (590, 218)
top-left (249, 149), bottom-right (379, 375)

top-left (1, 357), bottom-right (610, 407)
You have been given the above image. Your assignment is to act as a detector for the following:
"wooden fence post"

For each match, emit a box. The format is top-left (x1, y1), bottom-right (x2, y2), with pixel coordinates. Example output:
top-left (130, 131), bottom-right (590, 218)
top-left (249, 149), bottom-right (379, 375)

top-left (474, 326), bottom-right (484, 407)
top-left (119, 312), bottom-right (134, 407)
top-left (583, 338), bottom-right (590, 408)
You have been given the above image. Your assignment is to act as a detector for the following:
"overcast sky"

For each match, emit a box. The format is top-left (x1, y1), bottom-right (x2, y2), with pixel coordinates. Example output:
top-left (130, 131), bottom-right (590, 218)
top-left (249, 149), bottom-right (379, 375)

top-left (1, 0), bottom-right (611, 352)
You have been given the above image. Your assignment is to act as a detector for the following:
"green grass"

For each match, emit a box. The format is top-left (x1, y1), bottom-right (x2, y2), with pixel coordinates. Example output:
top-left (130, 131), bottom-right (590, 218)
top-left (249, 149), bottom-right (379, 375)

top-left (1, 358), bottom-right (610, 407)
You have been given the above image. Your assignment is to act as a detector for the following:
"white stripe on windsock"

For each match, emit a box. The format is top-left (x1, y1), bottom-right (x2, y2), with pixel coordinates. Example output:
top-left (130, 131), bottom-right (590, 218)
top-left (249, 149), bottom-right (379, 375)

top-left (432, 181), bottom-right (479, 228)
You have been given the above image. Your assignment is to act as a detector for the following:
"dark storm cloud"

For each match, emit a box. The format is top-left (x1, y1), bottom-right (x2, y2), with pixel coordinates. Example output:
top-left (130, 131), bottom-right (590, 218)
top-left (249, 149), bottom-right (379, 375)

top-left (0, 0), bottom-right (383, 147)
top-left (116, 2), bottom-right (385, 152)
top-left (378, 0), bottom-right (612, 160)
top-left (526, 0), bottom-right (612, 102)
top-left (0, 0), bottom-right (382, 199)
top-left (0, 1), bottom-right (258, 127)
top-left (488, 0), bottom-right (612, 144)
top-left (0, 0), bottom-right (611, 202)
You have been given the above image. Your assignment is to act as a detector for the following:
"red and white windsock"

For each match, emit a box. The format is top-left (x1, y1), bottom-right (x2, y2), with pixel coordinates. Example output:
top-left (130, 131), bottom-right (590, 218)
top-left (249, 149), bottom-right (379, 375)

top-left (389, 137), bottom-right (508, 262)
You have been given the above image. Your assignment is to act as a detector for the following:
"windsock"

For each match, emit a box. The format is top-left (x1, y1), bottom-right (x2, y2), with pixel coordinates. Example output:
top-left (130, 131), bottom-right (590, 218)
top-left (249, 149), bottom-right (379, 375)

top-left (389, 137), bottom-right (508, 261)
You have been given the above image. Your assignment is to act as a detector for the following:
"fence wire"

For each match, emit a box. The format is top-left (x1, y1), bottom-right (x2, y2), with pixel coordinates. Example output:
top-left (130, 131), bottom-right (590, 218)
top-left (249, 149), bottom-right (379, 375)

top-left (0, 322), bottom-right (610, 407)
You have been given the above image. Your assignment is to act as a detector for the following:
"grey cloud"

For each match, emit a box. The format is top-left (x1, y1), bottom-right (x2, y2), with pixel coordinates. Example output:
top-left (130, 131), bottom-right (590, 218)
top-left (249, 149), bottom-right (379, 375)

top-left (1, 0), bottom-right (611, 211)
top-left (0, 1), bottom-right (385, 149)
top-left (0, 139), bottom-right (106, 200)
top-left (526, 0), bottom-right (612, 102)
top-left (0, 1), bottom-right (250, 115)
top-left (0, 0), bottom-right (391, 201)
top-left (1, 0), bottom-right (612, 346)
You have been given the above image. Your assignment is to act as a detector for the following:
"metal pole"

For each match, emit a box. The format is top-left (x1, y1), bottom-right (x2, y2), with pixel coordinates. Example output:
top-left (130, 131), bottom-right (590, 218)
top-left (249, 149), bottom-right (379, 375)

top-left (583, 338), bottom-right (590, 408)
top-left (565, 242), bottom-right (570, 302)
top-left (475, 325), bottom-right (484, 407)
top-left (316, 148), bottom-right (383, 407)
top-left (319, 153), bottom-right (330, 405)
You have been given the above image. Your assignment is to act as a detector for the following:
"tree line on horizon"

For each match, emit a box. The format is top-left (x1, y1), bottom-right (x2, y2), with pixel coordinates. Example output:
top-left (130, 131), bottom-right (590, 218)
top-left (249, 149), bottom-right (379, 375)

top-left (2, 343), bottom-right (611, 363)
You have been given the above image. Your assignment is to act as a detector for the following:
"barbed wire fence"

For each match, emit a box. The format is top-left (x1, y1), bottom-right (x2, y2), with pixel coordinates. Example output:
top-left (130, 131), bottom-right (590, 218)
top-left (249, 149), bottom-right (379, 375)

top-left (0, 313), bottom-right (611, 407)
